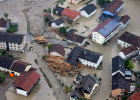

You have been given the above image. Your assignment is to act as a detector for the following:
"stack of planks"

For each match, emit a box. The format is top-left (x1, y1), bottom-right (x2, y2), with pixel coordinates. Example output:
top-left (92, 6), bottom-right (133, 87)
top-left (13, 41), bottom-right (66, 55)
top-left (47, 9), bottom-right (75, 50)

top-left (45, 55), bottom-right (87, 76)
top-left (34, 36), bottom-right (48, 44)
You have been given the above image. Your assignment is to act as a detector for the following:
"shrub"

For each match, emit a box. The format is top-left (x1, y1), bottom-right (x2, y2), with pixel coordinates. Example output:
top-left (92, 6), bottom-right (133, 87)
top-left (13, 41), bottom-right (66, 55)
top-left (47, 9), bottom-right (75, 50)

top-left (0, 72), bottom-right (6, 83)
top-left (1, 50), bottom-right (7, 56)
top-left (4, 13), bottom-right (8, 19)
top-left (47, 44), bottom-right (52, 50)
top-left (125, 60), bottom-right (135, 70)
top-left (64, 86), bottom-right (71, 93)
top-left (7, 54), bottom-right (13, 58)
top-left (42, 55), bottom-right (48, 60)
top-left (45, 16), bottom-right (49, 23)
top-left (59, 27), bottom-right (67, 34)
top-left (97, 0), bottom-right (111, 6)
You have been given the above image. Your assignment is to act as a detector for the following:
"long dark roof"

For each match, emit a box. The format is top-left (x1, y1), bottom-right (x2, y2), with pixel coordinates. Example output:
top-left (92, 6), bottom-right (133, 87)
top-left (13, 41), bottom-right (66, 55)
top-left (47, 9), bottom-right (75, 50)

top-left (104, 0), bottom-right (124, 14)
top-left (112, 56), bottom-right (125, 74)
top-left (118, 31), bottom-right (140, 48)
top-left (79, 50), bottom-right (102, 63)
top-left (0, 56), bottom-right (17, 69)
top-left (0, 32), bottom-right (25, 44)
top-left (53, 18), bottom-right (64, 26)
top-left (112, 73), bottom-right (130, 90)
top-left (80, 3), bottom-right (97, 15)
top-left (67, 29), bottom-right (85, 43)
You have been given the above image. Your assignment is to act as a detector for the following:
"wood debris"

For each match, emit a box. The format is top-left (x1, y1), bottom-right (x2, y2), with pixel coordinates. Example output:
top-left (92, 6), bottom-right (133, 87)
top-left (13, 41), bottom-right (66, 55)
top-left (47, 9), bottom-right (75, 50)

top-left (34, 36), bottom-right (48, 44)
top-left (45, 55), bottom-right (87, 76)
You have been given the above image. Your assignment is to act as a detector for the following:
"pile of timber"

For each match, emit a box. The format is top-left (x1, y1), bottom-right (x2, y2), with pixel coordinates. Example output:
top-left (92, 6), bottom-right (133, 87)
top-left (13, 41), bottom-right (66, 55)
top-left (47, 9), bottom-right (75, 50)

top-left (45, 55), bottom-right (87, 76)
top-left (34, 36), bottom-right (48, 44)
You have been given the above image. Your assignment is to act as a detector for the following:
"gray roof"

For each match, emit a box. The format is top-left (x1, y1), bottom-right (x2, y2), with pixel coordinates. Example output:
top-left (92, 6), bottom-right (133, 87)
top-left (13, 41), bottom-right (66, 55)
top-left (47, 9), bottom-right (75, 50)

top-left (94, 19), bottom-right (120, 37)
top-left (54, 6), bottom-right (64, 15)
top-left (0, 32), bottom-right (25, 44)
top-left (0, 56), bottom-right (17, 70)
top-left (112, 56), bottom-right (125, 75)
top-left (79, 50), bottom-right (102, 63)
top-left (112, 73), bottom-right (130, 90)
top-left (80, 3), bottom-right (97, 15)
top-left (53, 18), bottom-right (64, 26)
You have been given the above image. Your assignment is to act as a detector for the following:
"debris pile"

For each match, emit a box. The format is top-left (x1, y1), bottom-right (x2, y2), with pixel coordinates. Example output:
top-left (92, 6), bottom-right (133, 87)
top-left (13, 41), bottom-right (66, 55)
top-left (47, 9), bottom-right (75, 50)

top-left (45, 55), bottom-right (87, 76)
top-left (34, 36), bottom-right (48, 44)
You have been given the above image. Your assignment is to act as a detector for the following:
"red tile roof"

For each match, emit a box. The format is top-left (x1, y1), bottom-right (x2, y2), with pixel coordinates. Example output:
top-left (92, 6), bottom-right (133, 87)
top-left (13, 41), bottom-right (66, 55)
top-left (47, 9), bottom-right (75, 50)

top-left (61, 8), bottom-right (80, 19)
top-left (127, 91), bottom-right (140, 100)
top-left (13, 71), bottom-right (40, 91)
top-left (0, 18), bottom-right (8, 28)
top-left (104, 0), bottom-right (124, 14)
top-left (120, 46), bottom-right (138, 56)
top-left (119, 15), bottom-right (130, 24)
top-left (49, 44), bottom-right (65, 56)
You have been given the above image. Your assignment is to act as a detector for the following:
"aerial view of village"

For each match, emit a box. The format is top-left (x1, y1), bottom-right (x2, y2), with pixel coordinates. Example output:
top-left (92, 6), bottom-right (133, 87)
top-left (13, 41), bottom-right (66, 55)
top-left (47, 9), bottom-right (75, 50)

top-left (0, 0), bottom-right (140, 100)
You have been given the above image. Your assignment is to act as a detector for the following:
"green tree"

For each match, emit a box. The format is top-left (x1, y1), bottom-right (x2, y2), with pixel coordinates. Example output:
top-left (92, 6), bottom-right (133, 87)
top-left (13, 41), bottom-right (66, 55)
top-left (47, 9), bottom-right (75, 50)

top-left (59, 27), bottom-right (67, 34)
top-left (125, 60), bottom-right (135, 70)
top-left (97, 0), bottom-right (111, 6)
top-left (47, 44), bottom-right (52, 50)
top-left (1, 50), bottom-right (7, 56)
top-left (4, 13), bottom-right (8, 19)
top-left (0, 72), bottom-right (6, 83)
top-left (45, 16), bottom-right (49, 23)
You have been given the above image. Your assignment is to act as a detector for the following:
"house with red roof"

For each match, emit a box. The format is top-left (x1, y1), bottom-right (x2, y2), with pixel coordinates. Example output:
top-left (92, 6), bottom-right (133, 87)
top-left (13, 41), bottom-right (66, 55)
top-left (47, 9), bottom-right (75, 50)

top-left (119, 46), bottom-right (139, 60)
top-left (119, 15), bottom-right (131, 29)
top-left (103, 0), bottom-right (124, 17)
top-left (61, 8), bottom-right (80, 22)
top-left (48, 44), bottom-right (65, 56)
top-left (13, 71), bottom-right (40, 96)
top-left (127, 89), bottom-right (140, 100)
top-left (92, 18), bottom-right (120, 44)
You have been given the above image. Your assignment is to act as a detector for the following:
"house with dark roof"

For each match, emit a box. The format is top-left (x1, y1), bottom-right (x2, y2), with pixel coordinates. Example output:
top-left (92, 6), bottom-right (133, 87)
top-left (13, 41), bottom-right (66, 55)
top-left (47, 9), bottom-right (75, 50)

top-left (49, 44), bottom-right (65, 56)
top-left (0, 32), bottom-right (26, 52)
top-left (92, 18), bottom-right (120, 44)
top-left (111, 73), bottom-right (130, 97)
top-left (119, 15), bottom-right (130, 29)
top-left (51, 18), bottom-right (64, 28)
top-left (80, 3), bottom-right (97, 18)
top-left (0, 56), bottom-right (32, 76)
top-left (103, 0), bottom-right (124, 17)
top-left (112, 56), bottom-right (125, 76)
top-left (118, 31), bottom-right (140, 48)
top-left (119, 46), bottom-right (139, 60)
top-left (0, 18), bottom-right (10, 32)
top-left (13, 71), bottom-right (40, 96)
top-left (68, 0), bottom-right (84, 5)
top-left (66, 46), bottom-right (103, 69)
top-left (61, 8), bottom-right (80, 21)
top-left (67, 29), bottom-right (86, 46)
top-left (54, 6), bottom-right (64, 15)
top-left (70, 75), bottom-right (98, 100)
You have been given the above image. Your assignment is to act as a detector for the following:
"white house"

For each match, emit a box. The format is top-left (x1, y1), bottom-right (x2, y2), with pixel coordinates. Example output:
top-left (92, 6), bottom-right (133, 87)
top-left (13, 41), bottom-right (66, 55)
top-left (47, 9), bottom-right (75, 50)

top-left (118, 31), bottom-right (140, 48)
top-left (51, 18), bottom-right (64, 28)
top-left (0, 32), bottom-right (26, 52)
top-left (92, 19), bottom-right (120, 44)
top-left (67, 29), bottom-right (86, 46)
top-left (68, 0), bottom-right (84, 5)
top-left (119, 15), bottom-right (130, 29)
top-left (78, 50), bottom-right (103, 69)
top-left (13, 71), bottom-right (40, 96)
top-left (119, 46), bottom-right (139, 60)
top-left (80, 3), bottom-right (97, 18)
top-left (0, 18), bottom-right (10, 32)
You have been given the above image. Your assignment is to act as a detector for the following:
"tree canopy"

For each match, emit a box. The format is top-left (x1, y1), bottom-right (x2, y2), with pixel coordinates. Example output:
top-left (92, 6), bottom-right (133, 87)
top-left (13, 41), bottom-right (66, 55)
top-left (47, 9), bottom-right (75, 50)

top-left (0, 72), bottom-right (6, 83)
top-left (59, 27), bottom-right (67, 34)
top-left (97, 0), bottom-right (111, 6)
top-left (125, 60), bottom-right (135, 70)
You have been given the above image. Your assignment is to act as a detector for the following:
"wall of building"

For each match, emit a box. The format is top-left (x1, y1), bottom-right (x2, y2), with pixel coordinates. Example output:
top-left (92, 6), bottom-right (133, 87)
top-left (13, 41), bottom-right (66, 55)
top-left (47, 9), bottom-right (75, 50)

top-left (16, 89), bottom-right (28, 96)
top-left (68, 0), bottom-right (83, 5)
top-left (92, 32), bottom-right (105, 44)
top-left (118, 39), bottom-right (131, 48)
top-left (0, 27), bottom-right (7, 32)
top-left (50, 52), bottom-right (62, 56)
top-left (116, 4), bottom-right (124, 13)
top-left (51, 23), bottom-right (64, 28)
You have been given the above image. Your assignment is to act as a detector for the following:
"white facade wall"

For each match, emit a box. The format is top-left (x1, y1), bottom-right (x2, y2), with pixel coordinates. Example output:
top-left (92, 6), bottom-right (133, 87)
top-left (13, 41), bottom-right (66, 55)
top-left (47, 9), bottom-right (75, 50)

top-left (16, 89), bottom-right (28, 96)
top-left (80, 10), bottom-right (96, 18)
top-left (0, 36), bottom-right (26, 52)
top-left (51, 22), bottom-right (64, 28)
top-left (67, 39), bottom-right (86, 46)
top-left (68, 0), bottom-right (83, 5)
top-left (79, 55), bottom-right (103, 69)
top-left (118, 39), bottom-right (131, 48)
top-left (0, 27), bottom-right (7, 32)
top-left (50, 52), bottom-right (63, 56)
